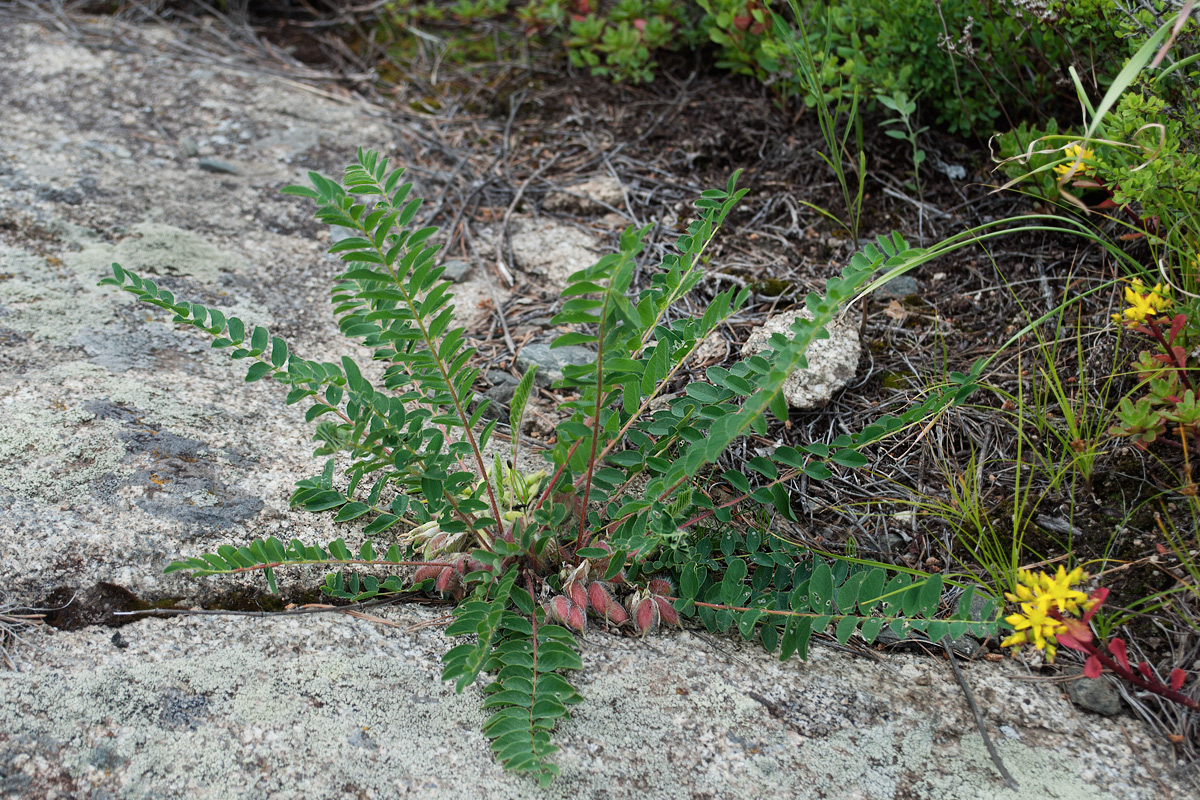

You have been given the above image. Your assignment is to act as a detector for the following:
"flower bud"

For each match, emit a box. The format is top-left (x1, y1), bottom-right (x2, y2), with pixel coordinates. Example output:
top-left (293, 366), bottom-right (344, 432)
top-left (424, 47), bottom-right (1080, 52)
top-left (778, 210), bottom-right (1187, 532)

top-left (435, 566), bottom-right (461, 596)
top-left (412, 564), bottom-right (442, 585)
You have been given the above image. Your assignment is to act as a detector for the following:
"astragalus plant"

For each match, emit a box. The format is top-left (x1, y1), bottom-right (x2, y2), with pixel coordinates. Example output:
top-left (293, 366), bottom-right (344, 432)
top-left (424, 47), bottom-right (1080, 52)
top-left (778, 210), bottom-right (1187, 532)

top-left (102, 149), bottom-right (995, 785)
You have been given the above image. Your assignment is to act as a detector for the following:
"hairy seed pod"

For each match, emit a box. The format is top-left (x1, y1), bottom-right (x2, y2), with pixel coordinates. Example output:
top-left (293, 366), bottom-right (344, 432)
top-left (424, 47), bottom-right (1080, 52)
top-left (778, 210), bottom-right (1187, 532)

top-left (546, 595), bottom-right (587, 634)
top-left (587, 581), bottom-right (628, 625)
top-left (608, 569), bottom-right (627, 586)
top-left (632, 595), bottom-right (660, 637)
top-left (653, 596), bottom-right (680, 628)
top-left (647, 577), bottom-right (675, 597)
top-left (412, 564), bottom-right (442, 585)
top-left (565, 580), bottom-right (589, 611)
top-left (435, 566), bottom-right (461, 595)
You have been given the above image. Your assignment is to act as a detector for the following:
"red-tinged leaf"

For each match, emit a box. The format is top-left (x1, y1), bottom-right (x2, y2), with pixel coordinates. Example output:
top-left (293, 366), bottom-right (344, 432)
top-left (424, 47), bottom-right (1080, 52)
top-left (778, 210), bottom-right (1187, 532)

top-left (1083, 656), bottom-right (1103, 679)
top-left (1082, 588), bottom-right (1108, 623)
top-left (1138, 662), bottom-right (1154, 681)
top-left (633, 596), bottom-right (660, 637)
top-left (1108, 637), bottom-right (1130, 671)
top-left (1057, 631), bottom-right (1085, 651)
top-left (647, 577), bottom-right (675, 596)
top-left (653, 596), bottom-right (680, 628)
top-left (1060, 619), bottom-right (1093, 645)
top-left (1170, 668), bottom-right (1187, 691)
top-left (565, 580), bottom-right (589, 611)
top-left (1170, 314), bottom-right (1187, 344)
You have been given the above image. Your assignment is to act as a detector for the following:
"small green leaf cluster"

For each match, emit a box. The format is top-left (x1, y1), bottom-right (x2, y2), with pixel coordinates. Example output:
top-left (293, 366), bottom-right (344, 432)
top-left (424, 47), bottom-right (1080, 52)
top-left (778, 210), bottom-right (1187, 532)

top-left (564, 0), bottom-right (689, 83)
top-left (699, 0), bottom-right (1086, 136)
top-left (1110, 332), bottom-right (1200, 449)
top-left (677, 552), bottom-right (996, 659)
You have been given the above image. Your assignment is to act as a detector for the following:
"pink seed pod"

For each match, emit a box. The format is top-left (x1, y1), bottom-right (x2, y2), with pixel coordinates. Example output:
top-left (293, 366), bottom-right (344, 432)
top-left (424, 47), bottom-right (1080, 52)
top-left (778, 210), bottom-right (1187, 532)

top-left (565, 580), bottom-right (590, 611)
top-left (587, 581), bottom-right (629, 625)
top-left (412, 564), bottom-right (442, 585)
top-left (435, 566), bottom-right (461, 596)
top-left (608, 569), bottom-right (627, 586)
top-left (452, 554), bottom-right (471, 575)
top-left (464, 556), bottom-right (491, 574)
top-left (546, 595), bottom-right (587, 634)
top-left (632, 595), bottom-right (660, 637)
top-left (647, 577), bottom-right (675, 597)
top-left (653, 596), bottom-right (680, 628)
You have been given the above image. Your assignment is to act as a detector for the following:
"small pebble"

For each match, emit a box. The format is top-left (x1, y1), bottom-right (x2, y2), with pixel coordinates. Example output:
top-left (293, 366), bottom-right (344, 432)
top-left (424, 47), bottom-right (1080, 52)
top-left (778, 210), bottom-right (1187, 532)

top-left (180, 137), bottom-right (199, 158)
top-left (440, 260), bottom-right (473, 282)
top-left (198, 158), bottom-right (238, 175)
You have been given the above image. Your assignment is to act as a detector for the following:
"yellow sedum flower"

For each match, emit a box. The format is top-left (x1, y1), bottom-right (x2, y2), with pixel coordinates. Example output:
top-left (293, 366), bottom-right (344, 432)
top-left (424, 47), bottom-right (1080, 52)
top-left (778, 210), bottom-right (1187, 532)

top-left (1112, 278), bottom-right (1172, 326)
top-left (1054, 142), bottom-right (1095, 177)
top-left (1000, 566), bottom-right (1096, 663)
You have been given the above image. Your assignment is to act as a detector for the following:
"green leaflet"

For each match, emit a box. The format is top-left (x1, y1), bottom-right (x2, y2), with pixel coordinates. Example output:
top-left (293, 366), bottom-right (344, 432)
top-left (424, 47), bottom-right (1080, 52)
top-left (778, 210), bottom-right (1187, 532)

top-left (509, 365), bottom-right (537, 467)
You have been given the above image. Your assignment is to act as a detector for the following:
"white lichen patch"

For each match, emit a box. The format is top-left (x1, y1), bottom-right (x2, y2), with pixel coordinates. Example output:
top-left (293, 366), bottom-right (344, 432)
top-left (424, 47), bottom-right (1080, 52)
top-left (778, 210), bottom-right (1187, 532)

top-left (0, 386), bottom-right (126, 503)
top-left (68, 222), bottom-right (250, 284)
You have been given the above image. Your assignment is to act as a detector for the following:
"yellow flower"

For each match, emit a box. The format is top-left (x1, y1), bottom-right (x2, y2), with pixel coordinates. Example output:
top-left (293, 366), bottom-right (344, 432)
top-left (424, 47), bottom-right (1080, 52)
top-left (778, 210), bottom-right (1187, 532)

top-left (1054, 142), bottom-right (1095, 177)
top-left (1001, 566), bottom-right (1093, 663)
top-left (1038, 565), bottom-right (1093, 615)
top-left (1112, 279), bottom-right (1172, 326)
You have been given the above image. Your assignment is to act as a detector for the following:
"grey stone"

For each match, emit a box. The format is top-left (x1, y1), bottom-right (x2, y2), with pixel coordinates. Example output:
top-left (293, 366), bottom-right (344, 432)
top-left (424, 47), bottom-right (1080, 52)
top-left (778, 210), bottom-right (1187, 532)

top-left (874, 273), bottom-right (920, 299)
top-left (440, 259), bottom-right (473, 282)
top-left (198, 158), bottom-right (238, 175)
top-left (1065, 670), bottom-right (1123, 716)
top-left (543, 175), bottom-right (625, 214)
top-left (740, 309), bottom-right (861, 409)
top-left (180, 136), bottom-right (199, 158)
top-left (516, 343), bottom-right (595, 387)
top-left (0, 611), bottom-right (1187, 800)
top-left (508, 216), bottom-right (601, 286)
top-left (483, 369), bottom-right (519, 405)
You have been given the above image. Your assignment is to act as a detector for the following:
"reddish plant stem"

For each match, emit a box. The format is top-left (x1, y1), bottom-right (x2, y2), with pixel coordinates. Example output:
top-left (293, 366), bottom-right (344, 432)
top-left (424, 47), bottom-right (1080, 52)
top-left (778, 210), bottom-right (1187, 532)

top-left (1145, 317), bottom-right (1195, 393)
top-left (1068, 639), bottom-right (1200, 711)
